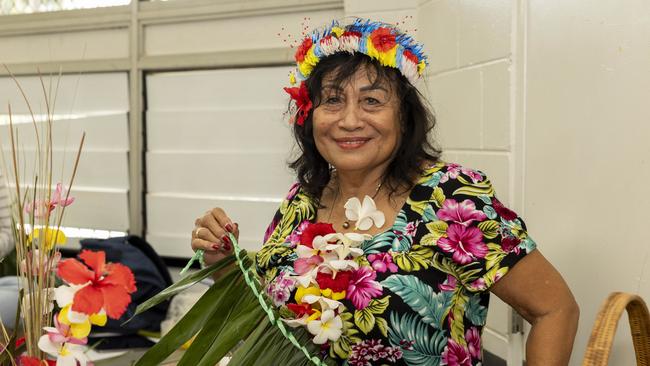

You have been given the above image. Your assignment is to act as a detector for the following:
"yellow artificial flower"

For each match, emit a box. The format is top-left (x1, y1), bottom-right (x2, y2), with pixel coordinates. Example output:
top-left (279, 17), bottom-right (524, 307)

top-left (295, 285), bottom-right (321, 303)
top-left (307, 309), bottom-right (321, 323)
top-left (298, 46), bottom-right (319, 77)
top-left (320, 288), bottom-right (346, 301)
top-left (330, 27), bottom-right (344, 37)
top-left (29, 227), bottom-right (66, 250)
top-left (58, 305), bottom-right (107, 339)
top-left (365, 36), bottom-right (398, 68)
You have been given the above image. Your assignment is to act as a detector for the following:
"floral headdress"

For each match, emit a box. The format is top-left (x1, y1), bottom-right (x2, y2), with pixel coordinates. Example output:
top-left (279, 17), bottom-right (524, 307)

top-left (284, 18), bottom-right (428, 126)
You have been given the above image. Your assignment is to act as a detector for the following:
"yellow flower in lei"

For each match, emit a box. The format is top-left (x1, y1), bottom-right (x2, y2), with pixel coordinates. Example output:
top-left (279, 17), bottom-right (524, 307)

top-left (295, 285), bottom-right (321, 303)
top-left (57, 305), bottom-right (107, 339)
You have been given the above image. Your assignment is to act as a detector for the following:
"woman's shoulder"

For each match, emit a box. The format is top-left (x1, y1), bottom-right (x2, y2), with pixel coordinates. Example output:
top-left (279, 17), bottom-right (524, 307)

top-left (417, 160), bottom-right (491, 189)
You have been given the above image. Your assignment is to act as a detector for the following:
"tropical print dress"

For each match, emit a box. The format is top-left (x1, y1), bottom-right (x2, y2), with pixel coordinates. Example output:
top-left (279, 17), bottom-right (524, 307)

top-left (255, 162), bottom-right (536, 366)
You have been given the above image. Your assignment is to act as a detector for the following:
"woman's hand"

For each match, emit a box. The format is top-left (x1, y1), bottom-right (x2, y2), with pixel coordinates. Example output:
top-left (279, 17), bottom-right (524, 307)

top-left (191, 207), bottom-right (239, 266)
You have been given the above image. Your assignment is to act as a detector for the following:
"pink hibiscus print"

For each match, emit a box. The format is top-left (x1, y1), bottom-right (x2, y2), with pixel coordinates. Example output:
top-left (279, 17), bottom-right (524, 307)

top-left (437, 199), bottom-right (487, 226)
top-left (501, 236), bottom-right (521, 254)
top-left (437, 224), bottom-right (488, 265)
top-left (440, 164), bottom-right (484, 184)
top-left (368, 252), bottom-right (398, 273)
top-left (442, 339), bottom-right (472, 366)
top-left (491, 197), bottom-right (518, 221)
top-left (438, 274), bottom-right (458, 292)
top-left (405, 220), bottom-right (420, 236)
top-left (346, 266), bottom-right (383, 309)
top-left (466, 327), bottom-right (482, 359)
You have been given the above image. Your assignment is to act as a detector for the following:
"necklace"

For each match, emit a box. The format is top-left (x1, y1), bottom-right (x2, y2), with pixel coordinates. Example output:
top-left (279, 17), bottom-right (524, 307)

top-left (328, 179), bottom-right (383, 230)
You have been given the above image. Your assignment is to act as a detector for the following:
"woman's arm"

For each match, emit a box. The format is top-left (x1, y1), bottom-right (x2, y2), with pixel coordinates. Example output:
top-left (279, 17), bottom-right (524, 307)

top-left (490, 250), bottom-right (580, 366)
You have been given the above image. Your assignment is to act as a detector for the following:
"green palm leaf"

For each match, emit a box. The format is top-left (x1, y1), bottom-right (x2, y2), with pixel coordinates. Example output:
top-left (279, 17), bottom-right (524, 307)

top-left (388, 312), bottom-right (447, 366)
top-left (381, 274), bottom-right (452, 329)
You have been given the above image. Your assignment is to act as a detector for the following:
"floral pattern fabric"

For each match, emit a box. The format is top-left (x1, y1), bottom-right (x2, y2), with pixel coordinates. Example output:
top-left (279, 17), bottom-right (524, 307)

top-left (255, 162), bottom-right (536, 366)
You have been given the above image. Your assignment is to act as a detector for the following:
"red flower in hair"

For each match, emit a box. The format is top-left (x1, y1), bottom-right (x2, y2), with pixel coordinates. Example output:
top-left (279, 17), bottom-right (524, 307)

top-left (283, 81), bottom-right (313, 126)
top-left (370, 27), bottom-right (396, 52)
top-left (295, 37), bottom-right (313, 62)
top-left (57, 250), bottom-right (136, 319)
top-left (299, 222), bottom-right (335, 248)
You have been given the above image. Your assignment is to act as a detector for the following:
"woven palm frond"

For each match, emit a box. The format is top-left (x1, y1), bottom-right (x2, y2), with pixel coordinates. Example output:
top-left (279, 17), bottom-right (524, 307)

top-left (131, 239), bottom-right (336, 366)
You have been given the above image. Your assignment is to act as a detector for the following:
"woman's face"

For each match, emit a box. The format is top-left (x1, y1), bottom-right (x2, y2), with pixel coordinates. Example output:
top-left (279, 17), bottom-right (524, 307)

top-left (311, 67), bottom-right (401, 174)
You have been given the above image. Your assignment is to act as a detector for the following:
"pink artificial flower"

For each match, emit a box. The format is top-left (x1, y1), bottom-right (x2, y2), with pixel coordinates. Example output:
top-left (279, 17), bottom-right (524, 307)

top-left (20, 249), bottom-right (61, 276)
top-left (442, 339), bottom-right (472, 366)
top-left (437, 199), bottom-right (487, 226)
top-left (346, 266), bottom-right (383, 309)
top-left (466, 327), bottom-right (482, 360)
top-left (51, 183), bottom-right (75, 207)
top-left (24, 200), bottom-right (52, 218)
top-left (367, 253), bottom-right (398, 273)
top-left (294, 255), bottom-right (323, 275)
top-left (438, 274), bottom-right (458, 292)
top-left (437, 224), bottom-right (488, 265)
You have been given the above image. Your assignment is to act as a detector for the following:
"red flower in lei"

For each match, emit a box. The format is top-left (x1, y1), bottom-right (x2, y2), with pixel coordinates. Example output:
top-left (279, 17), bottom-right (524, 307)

top-left (299, 222), bottom-right (335, 248)
top-left (316, 270), bottom-right (352, 293)
top-left (283, 81), bottom-right (313, 126)
top-left (287, 302), bottom-right (315, 318)
top-left (370, 27), bottom-right (397, 52)
top-left (57, 250), bottom-right (136, 319)
top-left (18, 356), bottom-right (56, 366)
top-left (295, 37), bottom-right (313, 62)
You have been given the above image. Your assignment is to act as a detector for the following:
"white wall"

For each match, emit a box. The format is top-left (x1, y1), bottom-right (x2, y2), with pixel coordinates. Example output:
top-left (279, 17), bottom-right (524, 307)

top-left (525, 1), bottom-right (650, 364)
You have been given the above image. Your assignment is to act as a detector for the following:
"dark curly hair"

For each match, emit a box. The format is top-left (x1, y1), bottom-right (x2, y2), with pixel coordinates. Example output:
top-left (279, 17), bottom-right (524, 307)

top-left (289, 52), bottom-right (441, 205)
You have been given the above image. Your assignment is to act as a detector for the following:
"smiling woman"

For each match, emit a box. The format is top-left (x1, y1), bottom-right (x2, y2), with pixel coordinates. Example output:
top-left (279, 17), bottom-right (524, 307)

top-left (190, 18), bottom-right (580, 366)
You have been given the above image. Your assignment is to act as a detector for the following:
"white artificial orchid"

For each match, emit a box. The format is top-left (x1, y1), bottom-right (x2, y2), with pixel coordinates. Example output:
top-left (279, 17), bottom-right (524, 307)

top-left (282, 315), bottom-right (310, 328)
top-left (306, 310), bottom-right (343, 344)
top-left (344, 195), bottom-right (385, 231)
top-left (301, 293), bottom-right (343, 311)
top-left (323, 232), bottom-right (369, 260)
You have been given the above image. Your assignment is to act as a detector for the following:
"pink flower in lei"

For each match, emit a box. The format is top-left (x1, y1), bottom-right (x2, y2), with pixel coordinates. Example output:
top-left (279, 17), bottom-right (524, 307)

top-left (367, 252), bottom-right (398, 273)
top-left (442, 339), bottom-right (472, 366)
top-left (466, 327), bottom-right (482, 360)
top-left (346, 266), bottom-right (383, 309)
top-left (437, 199), bottom-right (487, 226)
top-left (437, 223), bottom-right (488, 265)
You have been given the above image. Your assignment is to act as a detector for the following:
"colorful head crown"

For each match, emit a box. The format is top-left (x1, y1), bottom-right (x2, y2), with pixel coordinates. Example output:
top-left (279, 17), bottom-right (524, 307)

top-left (291, 18), bottom-right (428, 85)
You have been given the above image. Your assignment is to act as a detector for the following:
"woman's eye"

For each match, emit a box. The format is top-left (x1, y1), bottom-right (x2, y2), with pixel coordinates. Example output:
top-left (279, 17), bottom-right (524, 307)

top-left (324, 96), bottom-right (342, 104)
top-left (365, 97), bottom-right (381, 105)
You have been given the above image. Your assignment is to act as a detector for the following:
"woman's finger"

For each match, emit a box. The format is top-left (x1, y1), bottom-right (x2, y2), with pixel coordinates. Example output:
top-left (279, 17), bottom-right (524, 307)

top-left (191, 237), bottom-right (222, 252)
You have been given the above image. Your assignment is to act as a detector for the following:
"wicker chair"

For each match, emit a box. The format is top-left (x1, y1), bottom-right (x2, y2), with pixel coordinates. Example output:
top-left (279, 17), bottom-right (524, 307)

top-left (583, 292), bottom-right (650, 366)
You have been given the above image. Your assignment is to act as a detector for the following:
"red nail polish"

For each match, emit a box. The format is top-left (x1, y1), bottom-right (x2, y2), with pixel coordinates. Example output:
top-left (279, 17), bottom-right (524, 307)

top-left (211, 244), bottom-right (220, 251)
top-left (222, 235), bottom-right (231, 245)
top-left (225, 223), bottom-right (234, 233)
top-left (224, 242), bottom-right (231, 251)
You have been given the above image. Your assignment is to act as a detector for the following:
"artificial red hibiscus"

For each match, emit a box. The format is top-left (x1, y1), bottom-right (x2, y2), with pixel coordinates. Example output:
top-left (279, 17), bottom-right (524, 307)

top-left (295, 37), bottom-right (313, 62)
top-left (370, 27), bottom-right (396, 52)
top-left (57, 250), bottom-right (136, 319)
top-left (18, 356), bottom-right (55, 366)
top-left (299, 222), bottom-right (335, 248)
top-left (283, 81), bottom-right (313, 126)
top-left (316, 270), bottom-right (352, 293)
top-left (287, 302), bottom-right (315, 318)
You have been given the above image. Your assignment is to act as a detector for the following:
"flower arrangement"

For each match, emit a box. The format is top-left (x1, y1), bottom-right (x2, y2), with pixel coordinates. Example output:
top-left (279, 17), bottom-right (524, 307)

top-left (0, 71), bottom-right (136, 365)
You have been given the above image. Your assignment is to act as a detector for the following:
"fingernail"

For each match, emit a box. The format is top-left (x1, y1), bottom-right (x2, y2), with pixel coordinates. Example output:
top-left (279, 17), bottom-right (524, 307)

top-left (221, 235), bottom-right (231, 245)
top-left (225, 223), bottom-right (234, 233)
top-left (211, 244), bottom-right (221, 251)
top-left (224, 242), bottom-right (232, 251)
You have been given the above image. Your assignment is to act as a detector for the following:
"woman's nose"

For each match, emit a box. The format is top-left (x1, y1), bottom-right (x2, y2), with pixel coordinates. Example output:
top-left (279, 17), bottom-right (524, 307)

top-left (338, 101), bottom-right (364, 130)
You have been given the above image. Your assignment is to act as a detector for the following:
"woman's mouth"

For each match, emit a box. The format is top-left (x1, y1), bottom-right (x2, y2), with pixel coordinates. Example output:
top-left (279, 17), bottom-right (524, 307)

top-left (334, 137), bottom-right (371, 150)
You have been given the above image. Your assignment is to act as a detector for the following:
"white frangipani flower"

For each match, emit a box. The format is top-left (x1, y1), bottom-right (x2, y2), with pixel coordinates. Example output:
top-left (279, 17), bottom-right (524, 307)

top-left (301, 294), bottom-right (343, 311)
top-left (306, 310), bottom-right (343, 344)
top-left (344, 195), bottom-right (385, 231)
